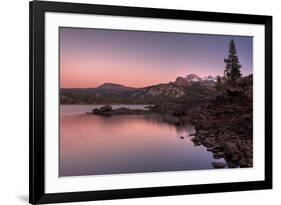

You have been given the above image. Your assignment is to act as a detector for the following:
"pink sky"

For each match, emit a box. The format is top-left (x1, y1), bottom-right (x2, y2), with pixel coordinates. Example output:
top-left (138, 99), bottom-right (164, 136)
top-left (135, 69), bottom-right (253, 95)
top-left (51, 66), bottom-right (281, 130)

top-left (60, 57), bottom-right (210, 88)
top-left (60, 27), bottom-right (253, 88)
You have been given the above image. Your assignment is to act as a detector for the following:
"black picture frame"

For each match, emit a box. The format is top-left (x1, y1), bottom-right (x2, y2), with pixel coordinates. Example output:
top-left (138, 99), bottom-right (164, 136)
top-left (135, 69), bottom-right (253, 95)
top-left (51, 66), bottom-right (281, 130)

top-left (29, 0), bottom-right (272, 204)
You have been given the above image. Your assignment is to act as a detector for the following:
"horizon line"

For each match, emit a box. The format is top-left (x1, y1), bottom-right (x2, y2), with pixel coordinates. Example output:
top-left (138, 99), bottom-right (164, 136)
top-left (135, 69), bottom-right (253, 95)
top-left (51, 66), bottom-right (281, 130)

top-left (60, 73), bottom-right (253, 89)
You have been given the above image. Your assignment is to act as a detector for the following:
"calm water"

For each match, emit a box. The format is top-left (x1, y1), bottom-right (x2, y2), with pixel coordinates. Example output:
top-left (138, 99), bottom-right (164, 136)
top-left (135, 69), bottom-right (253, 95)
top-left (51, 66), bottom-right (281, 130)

top-left (60, 105), bottom-right (225, 176)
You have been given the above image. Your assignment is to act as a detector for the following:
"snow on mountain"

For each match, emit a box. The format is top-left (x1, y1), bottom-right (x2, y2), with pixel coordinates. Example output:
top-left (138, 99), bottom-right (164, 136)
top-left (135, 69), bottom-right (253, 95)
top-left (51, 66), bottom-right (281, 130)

top-left (185, 74), bottom-right (201, 82)
top-left (201, 75), bottom-right (218, 82)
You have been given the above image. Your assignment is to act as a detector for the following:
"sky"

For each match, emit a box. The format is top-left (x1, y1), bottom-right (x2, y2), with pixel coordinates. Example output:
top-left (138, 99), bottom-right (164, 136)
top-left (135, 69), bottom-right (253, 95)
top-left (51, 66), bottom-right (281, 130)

top-left (60, 27), bottom-right (253, 88)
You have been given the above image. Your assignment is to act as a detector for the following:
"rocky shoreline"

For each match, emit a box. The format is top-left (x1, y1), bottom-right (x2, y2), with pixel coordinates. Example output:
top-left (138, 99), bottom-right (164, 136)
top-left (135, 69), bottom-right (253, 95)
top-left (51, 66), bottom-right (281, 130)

top-left (189, 86), bottom-right (253, 168)
top-left (89, 77), bottom-right (253, 169)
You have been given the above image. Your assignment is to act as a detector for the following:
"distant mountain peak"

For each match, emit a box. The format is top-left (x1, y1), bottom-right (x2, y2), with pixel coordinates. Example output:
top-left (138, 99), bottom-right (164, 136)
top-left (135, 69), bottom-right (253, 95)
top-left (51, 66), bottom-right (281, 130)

top-left (202, 75), bottom-right (217, 82)
top-left (185, 74), bottom-right (201, 82)
top-left (96, 83), bottom-right (137, 93)
top-left (97, 83), bottom-right (125, 89)
top-left (174, 76), bottom-right (190, 87)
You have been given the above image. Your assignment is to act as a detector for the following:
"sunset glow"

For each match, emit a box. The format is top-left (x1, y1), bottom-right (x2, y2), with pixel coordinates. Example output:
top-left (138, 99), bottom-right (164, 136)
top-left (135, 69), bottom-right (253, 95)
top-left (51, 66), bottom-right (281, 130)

top-left (60, 27), bottom-right (253, 88)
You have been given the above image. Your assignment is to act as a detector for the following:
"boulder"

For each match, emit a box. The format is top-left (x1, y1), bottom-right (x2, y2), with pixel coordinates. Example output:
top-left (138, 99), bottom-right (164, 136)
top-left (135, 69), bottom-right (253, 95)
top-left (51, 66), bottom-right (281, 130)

top-left (207, 147), bottom-right (215, 152)
top-left (191, 137), bottom-right (201, 146)
top-left (238, 158), bottom-right (249, 167)
top-left (231, 153), bottom-right (241, 161)
top-left (202, 138), bottom-right (214, 148)
top-left (99, 104), bottom-right (112, 112)
top-left (194, 141), bottom-right (201, 146)
top-left (217, 152), bottom-right (224, 157)
top-left (224, 142), bottom-right (239, 155)
top-left (196, 130), bottom-right (208, 138)
top-left (213, 154), bottom-right (221, 159)
top-left (211, 161), bottom-right (226, 168)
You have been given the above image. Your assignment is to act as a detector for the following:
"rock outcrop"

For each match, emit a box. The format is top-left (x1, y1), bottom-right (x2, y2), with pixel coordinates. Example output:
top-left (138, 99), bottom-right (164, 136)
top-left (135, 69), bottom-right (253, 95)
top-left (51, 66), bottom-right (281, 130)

top-left (91, 105), bottom-right (149, 116)
top-left (190, 81), bottom-right (253, 168)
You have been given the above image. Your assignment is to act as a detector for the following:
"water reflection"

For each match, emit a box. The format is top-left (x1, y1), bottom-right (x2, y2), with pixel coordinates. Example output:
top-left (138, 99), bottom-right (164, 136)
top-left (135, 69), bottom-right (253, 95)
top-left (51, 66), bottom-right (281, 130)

top-left (60, 105), bottom-right (223, 177)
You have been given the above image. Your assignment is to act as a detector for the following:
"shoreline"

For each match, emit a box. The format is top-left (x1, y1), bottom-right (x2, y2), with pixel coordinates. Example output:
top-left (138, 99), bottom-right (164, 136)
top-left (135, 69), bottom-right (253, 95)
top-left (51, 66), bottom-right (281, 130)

top-left (86, 84), bottom-right (253, 169)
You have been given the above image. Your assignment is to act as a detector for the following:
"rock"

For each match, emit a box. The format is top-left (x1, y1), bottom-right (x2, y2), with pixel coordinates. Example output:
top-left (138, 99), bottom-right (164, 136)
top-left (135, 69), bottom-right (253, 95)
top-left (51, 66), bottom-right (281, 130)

top-left (92, 105), bottom-right (150, 116)
top-left (247, 158), bottom-right (253, 166)
top-left (207, 147), bottom-right (215, 152)
top-left (174, 76), bottom-right (190, 87)
top-left (213, 154), bottom-right (221, 159)
top-left (226, 87), bottom-right (243, 97)
top-left (191, 137), bottom-right (200, 142)
top-left (202, 138), bottom-right (214, 148)
top-left (224, 142), bottom-right (239, 155)
top-left (194, 141), bottom-right (201, 146)
top-left (217, 152), bottom-right (224, 157)
top-left (238, 158), bottom-right (249, 167)
top-left (210, 133), bottom-right (216, 138)
top-left (230, 135), bottom-right (238, 140)
top-left (196, 130), bottom-right (208, 138)
top-left (191, 137), bottom-right (201, 146)
top-left (99, 104), bottom-right (112, 112)
top-left (215, 95), bottom-right (228, 103)
top-left (227, 161), bottom-right (238, 168)
top-left (231, 153), bottom-right (241, 161)
top-left (213, 145), bottom-right (223, 152)
top-left (92, 108), bottom-right (112, 116)
top-left (211, 161), bottom-right (226, 168)
top-left (199, 113), bottom-right (207, 120)
top-left (172, 109), bottom-right (186, 117)
top-left (242, 147), bottom-right (252, 158)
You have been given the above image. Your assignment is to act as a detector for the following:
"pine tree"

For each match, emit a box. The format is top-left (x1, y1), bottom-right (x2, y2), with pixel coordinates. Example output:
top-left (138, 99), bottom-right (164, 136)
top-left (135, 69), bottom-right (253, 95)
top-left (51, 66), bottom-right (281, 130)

top-left (216, 76), bottom-right (223, 91)
top-left (224, 39), bottom-right (242, 85)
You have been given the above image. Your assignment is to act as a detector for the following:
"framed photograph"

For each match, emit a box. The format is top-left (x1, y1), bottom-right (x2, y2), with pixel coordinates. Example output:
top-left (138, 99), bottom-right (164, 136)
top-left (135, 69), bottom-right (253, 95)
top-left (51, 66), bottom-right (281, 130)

top-left (29, 1), bottom-right (272, 204)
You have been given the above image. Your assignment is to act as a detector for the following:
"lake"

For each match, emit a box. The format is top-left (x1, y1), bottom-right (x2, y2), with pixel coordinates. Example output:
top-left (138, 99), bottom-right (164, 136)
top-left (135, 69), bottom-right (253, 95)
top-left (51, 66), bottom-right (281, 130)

top-left (60, 105), bottom-right (226, 176)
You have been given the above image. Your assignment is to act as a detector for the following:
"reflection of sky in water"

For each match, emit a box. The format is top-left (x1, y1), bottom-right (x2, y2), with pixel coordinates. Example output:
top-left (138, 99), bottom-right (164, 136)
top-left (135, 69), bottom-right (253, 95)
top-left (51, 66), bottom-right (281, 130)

top-left (60, 105), bottom-right (226, 177)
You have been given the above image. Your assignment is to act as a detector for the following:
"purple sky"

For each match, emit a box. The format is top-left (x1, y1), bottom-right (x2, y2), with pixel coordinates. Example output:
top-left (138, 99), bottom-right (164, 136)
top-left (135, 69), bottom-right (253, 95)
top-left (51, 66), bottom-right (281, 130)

top-left (60, 27), bottom-right (253, 88)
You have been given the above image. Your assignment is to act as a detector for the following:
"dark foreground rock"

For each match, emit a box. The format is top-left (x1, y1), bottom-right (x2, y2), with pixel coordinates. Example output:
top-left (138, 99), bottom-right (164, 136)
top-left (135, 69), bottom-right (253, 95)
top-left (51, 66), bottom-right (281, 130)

top-left (190, 82), bottom-right (253, 168)
top-left (211, 161), bottom-right (226, 168)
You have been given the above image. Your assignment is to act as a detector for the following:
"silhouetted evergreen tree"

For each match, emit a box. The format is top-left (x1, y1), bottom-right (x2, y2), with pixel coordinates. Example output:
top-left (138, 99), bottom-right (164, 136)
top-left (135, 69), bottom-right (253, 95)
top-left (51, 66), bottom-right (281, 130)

top-left (224, 39), bottom-right (242, 85)
top-left (216, 76), bottom-right (223, 91)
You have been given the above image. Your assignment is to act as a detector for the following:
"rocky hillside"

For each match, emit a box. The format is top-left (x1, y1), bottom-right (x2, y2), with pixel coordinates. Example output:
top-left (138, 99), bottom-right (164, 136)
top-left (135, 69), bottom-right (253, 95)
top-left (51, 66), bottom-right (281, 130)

top-left (60, 74), bottom-right (219, 104)
top-left (85, 74), bottom-right (253, 169)
top-left (189, 75), bottom-right (253, 168)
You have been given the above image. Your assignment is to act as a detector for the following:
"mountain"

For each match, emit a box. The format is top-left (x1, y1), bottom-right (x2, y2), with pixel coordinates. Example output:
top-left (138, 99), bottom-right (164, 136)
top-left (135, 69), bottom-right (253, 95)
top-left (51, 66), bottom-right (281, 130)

top-left (185, 74), bottom-right (201, 82)
top-left (96, 83), bottom-right (137, 92)
top-left (61, 83), bottom-right (137, 97)
top-left (60, 74), bottom-right (220, 104)
top-left (185, 74), bottom-right (218, 83)
top-left (94, 83), bottom-right (137, 96)
top-left (131, 83), bottom-right (186, 99)
top-left (174, 74), bottom-right (218, 87)
top-left (174, 77), bottom-right (191, 87)
top-left (201, 75), bottom-right (218, 82)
